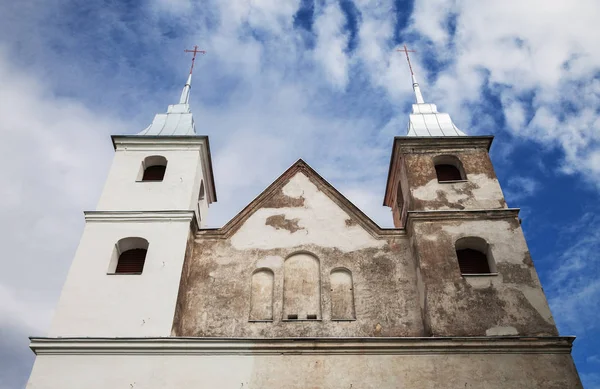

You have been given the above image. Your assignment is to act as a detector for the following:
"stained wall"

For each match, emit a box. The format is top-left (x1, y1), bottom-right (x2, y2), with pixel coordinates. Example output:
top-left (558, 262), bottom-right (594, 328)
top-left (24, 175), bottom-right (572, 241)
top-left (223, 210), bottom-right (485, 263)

top-left (172, 169), bottom-right (424, 337)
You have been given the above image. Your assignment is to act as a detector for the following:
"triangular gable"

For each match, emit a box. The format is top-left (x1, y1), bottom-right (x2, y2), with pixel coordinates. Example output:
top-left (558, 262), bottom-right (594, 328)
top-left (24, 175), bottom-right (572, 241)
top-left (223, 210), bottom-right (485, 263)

top-left (198, 159), bottom-right (403, 240)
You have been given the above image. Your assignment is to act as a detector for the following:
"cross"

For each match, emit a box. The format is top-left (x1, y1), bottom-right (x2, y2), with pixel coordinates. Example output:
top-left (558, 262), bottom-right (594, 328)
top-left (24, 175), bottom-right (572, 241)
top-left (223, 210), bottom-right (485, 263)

top-left (397, 45), bottom-right (416, 75)
top-left (184, 45), bottom-right (206, 75)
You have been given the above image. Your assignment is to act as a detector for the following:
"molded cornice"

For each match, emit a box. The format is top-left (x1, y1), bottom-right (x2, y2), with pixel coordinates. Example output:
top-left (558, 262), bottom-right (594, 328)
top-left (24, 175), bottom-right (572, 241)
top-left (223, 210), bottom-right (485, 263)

top-left (84, 210), bottom-right (195, 223)
top-left (393, 135), bottom-right (494, 152)
top-left (29, 336), bottom-right (575, 356)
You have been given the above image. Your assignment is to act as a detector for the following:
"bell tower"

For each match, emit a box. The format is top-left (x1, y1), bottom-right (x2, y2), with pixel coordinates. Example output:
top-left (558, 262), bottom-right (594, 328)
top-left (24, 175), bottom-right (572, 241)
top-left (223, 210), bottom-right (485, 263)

top-left (384, 48), bottom-right (557, 337)
top-left (48, 56), bottom-right (216, 338)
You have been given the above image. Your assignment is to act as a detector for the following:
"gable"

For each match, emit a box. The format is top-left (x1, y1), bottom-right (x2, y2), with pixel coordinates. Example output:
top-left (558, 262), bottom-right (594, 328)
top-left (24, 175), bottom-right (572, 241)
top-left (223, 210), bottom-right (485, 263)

top-left (202, 160), bottom-right (399, 252)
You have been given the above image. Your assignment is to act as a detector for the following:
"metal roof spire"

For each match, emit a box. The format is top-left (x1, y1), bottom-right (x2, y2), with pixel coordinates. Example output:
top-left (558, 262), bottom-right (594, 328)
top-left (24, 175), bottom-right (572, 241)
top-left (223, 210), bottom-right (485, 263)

top-left (397, 45), bottom-right (425, 104)
top-left (137, 46), bottom-right (206, 136)
top-left (396, 45), bottom-right (466, 137)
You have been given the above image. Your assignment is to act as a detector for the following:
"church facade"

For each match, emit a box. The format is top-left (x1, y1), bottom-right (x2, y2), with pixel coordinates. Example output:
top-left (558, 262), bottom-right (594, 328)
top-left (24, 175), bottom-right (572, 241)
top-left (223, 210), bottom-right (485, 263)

top-left (26, 67), bottom-right (583, 388)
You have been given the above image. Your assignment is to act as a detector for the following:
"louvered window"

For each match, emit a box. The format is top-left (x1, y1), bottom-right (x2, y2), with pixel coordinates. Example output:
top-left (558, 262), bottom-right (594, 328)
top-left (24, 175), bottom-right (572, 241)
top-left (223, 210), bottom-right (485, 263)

top-left (142, 165), bottom-right (166, 181)
top-left (115, 248), bottom-right (147, 274)
top-left (457, 248), bottom-right (490, 274)
top-left (435, 164), bottom-right (462, 181)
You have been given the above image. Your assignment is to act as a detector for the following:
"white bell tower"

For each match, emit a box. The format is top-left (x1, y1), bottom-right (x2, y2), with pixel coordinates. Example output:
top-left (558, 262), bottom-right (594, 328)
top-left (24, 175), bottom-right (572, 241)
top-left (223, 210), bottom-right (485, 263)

top-left (48, 56), bottom-right (216, 338)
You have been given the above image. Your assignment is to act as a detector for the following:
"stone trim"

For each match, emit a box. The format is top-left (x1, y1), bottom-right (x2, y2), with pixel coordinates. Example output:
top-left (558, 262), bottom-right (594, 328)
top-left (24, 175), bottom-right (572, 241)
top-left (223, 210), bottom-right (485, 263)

top-left (84, 210), bottom-right (195, 223)
top-left (30, 336), bottom-right (574, 356)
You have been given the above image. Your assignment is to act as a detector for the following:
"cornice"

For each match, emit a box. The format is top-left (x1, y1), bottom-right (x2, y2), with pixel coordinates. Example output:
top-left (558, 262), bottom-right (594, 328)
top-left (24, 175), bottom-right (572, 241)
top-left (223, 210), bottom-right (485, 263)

top-left (84, 210), bottom-right (195, 223)
top-left (405, 208), bottom-right (520, 230)
top-left (111, 135), bottom-right (209, 151)
top-left (29, 336), bottom-right (575, 356)
top-left (393, 135), bottom-right (494, 152)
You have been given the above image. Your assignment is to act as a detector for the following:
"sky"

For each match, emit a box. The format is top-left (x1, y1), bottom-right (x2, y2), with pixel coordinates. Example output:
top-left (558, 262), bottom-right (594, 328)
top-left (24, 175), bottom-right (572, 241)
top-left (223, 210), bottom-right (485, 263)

top-left (0, 0), bottom-right (599, 387)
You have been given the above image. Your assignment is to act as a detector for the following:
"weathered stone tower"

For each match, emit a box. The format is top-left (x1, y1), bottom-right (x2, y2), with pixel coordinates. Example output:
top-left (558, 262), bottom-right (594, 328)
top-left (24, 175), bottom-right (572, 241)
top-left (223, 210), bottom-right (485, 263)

top-left (26, 65), bottom-right (582, 388)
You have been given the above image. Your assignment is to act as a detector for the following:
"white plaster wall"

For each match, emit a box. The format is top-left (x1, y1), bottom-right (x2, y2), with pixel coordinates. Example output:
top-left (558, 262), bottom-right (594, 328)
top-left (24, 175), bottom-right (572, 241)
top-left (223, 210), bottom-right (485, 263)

top-left (48, 219), bottom-right (190, 337)
top-left (27, 353), bottom-right (581, 389)
top-left (96, 148), bottom-right (205, 212)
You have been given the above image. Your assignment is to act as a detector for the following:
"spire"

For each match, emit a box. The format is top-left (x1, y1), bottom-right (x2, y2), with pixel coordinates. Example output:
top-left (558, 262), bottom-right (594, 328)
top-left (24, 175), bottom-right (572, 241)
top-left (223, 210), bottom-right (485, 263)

top-left (179, 73), bottom-right (192, 104)
top-left (137, 46), bottom-right (205, 136)
top-left (397, 45), bottom-right (466, 137)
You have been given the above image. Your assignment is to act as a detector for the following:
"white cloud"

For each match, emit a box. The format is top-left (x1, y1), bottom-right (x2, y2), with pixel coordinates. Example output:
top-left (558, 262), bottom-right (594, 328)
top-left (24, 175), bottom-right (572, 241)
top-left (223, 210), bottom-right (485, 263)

top-left (546, 212), bottom-right (600, 334)
top-left (314, 1), bottom-right (350, 88)
top-left (504, 176), bottom-right (539, 203)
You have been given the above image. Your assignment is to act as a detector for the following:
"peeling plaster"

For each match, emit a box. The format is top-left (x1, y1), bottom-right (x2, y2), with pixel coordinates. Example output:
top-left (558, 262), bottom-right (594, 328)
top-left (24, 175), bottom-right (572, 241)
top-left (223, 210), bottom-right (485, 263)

top-left (231, 173), bottom-right (385, 252)
top-left (412, 174), bottom-right (505, 210)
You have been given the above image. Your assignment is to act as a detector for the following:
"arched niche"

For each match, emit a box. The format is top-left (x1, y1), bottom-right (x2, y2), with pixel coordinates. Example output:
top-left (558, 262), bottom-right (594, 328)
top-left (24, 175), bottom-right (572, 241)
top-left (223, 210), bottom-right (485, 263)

top-left (283, 252), bottom-right (321, 320)
top-left (433, 154), bottom-right (466, 182)
top-left (455, 236), bottom-right (496, 274)
top-left (249, 268), bottom-right (274, 321)
top-left (330, 268), bottom-right (355, 320)
top-left (108, 237), bottom-right (149, 274)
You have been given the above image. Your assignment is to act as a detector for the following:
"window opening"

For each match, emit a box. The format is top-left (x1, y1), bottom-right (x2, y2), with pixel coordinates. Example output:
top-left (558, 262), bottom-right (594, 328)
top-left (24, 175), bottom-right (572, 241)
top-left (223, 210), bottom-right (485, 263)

top-left (139, 155), bottom-right (167, 182)
top-left (142, 165), bottom-right (166, 181)
top-left (115, 248), bottom-right (147, 274)
top-left (455, 237), bottom-right (495, 275)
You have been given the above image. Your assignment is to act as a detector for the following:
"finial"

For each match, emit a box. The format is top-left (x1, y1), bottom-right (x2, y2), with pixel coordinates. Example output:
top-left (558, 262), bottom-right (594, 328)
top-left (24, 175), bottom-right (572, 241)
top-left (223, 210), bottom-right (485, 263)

top-left (397, 45), bottom-right (425, 104)
top-left (179, 45), bottom-right (206, 104)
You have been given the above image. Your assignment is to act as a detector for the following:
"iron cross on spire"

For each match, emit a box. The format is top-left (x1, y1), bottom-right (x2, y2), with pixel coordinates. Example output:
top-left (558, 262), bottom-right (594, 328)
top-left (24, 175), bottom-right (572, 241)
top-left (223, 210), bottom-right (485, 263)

top-left (397, 44), bottom-right (425, 104)
top-left (397, 44), bottom-right (416, 75)
top-left (184, 45), bottom-right (206, 75)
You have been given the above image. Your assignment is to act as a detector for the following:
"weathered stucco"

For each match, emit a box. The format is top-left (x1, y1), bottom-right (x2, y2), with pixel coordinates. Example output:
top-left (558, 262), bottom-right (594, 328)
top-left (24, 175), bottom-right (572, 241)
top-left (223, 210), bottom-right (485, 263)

top-left (385, 137), bottom-right (506, 228)
top-left (173, 168), bottom-right (423, 337)
top-left (172, 160), bottom-right (558, 340)
top-left (409, 216), bottom-right (557, 337)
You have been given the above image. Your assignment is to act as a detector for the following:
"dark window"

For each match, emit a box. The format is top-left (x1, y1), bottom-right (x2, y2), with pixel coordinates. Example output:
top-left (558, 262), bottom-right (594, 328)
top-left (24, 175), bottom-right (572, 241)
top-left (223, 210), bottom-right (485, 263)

top-left (287, 314), bottom-right (298, 320)
top-left (435, 164), bottom-right (463, 181)
top-left (456, 248), bottom-right (490, 274)
top-left (115, 248), bottom-right (147, 274)
top-left (142, 165), bottom-right (166, 181)
top-left (307, 314), bottom-right (317, 320)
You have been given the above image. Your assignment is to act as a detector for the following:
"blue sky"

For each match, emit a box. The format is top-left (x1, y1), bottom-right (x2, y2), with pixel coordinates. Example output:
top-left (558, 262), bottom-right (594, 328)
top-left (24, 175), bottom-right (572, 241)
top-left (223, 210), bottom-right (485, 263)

top-left (0, 0), bottom-right (599, 387)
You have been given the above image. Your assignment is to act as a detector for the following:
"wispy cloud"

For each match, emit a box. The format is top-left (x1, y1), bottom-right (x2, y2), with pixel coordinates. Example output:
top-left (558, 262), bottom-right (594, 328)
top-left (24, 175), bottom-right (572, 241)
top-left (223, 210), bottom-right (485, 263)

top-left (504, 176), bottom-right (540, 203)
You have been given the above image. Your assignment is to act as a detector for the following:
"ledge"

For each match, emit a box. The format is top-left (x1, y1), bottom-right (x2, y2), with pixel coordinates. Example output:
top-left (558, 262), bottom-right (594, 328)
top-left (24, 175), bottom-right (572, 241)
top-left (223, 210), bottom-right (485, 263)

top-left (29, 336), bottom-right (575, 356)
top-left (84, 210), bottom-right (195, 223)
top-left (393, 136), bottom-right (494, 152)
top-left (406, 208), bottom-right (520, 226)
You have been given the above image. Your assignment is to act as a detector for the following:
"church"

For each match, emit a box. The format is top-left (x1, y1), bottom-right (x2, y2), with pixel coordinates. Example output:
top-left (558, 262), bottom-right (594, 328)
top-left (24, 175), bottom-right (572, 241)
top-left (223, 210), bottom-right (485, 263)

top-left (26, 49), bottom-right (583, 388)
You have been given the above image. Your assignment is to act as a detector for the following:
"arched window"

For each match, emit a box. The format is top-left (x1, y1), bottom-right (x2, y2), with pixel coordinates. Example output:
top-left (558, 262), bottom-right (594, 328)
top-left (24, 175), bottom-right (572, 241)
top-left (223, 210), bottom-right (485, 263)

top-left (249, 268), bottom-right (274, 321)
top-left (455, 237), bottom-right (495, 275)
top-left (330, 268), bottom-right (355, 320)
top-left (433, 155), bottom-right (465, 182)
top-left (109, 237), bottom-right (149, 274)
top-left (283, 252), bottom-right (321, 320)
top-left (140, 155), bottom-right (167, 182)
